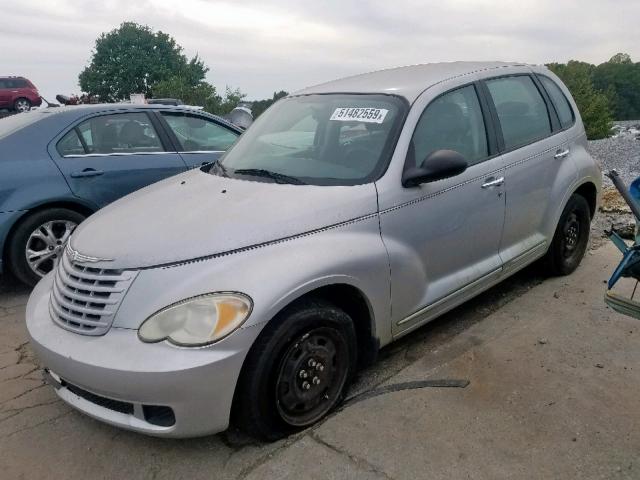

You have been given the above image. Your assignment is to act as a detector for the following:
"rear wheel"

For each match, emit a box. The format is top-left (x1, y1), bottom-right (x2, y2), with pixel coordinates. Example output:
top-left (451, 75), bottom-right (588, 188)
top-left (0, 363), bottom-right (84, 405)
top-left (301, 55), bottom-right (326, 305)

top-left (7, 208), bottom-right (85, 286)
top-left (542, 194), bottom-right (591, 276)
top-left (233, 299), bottom-right (357, 440)
top-left (13, 98), bottom-right (31, 113)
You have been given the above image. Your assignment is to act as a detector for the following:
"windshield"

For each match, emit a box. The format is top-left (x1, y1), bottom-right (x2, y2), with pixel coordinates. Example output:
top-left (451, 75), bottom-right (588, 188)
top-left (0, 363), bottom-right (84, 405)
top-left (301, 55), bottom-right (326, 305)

top-left (216, 94), bottom-right (407, 185)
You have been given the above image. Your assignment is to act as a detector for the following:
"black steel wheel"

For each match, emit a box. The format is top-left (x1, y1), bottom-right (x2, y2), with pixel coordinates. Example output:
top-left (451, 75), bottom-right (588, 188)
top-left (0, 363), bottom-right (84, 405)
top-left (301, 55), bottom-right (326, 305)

top-left (233, 299), bottom-right (357, 441)
top-left (275, 327), bottom-right (350, 426)
top-left (543, 193), bottom-right (591, 276)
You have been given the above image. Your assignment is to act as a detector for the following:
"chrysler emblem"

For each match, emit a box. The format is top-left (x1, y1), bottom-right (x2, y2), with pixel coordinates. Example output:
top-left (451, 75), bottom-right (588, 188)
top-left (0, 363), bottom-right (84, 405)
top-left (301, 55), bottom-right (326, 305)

top-left (65, 244), bottom-right (113, 263)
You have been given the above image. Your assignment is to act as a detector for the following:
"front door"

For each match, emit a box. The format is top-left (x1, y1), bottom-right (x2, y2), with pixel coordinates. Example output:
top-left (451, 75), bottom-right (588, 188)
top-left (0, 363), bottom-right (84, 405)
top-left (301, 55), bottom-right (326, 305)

top-left (378, 84), bottom-right (507, 336)
top-left (50, 111), bottom-right (188, 208)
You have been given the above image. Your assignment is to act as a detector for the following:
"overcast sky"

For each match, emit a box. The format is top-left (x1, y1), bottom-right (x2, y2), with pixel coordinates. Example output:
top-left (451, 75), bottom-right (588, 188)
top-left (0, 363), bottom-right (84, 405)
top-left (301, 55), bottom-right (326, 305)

top-left (1, 0), bottom-right (638, 102)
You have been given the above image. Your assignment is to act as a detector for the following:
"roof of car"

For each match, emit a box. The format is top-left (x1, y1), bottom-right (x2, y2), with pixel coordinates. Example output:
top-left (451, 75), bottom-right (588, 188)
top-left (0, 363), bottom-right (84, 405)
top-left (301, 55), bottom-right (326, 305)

top-left (294, 61), bottom-right (534, 102)
top-left (23, 103), bottom-right (242, 132)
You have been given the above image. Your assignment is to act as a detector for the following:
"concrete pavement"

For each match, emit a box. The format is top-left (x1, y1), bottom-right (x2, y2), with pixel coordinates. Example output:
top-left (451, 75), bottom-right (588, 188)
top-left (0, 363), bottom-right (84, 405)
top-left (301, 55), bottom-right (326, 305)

top-left (1, 243), bottom-right (638, 479)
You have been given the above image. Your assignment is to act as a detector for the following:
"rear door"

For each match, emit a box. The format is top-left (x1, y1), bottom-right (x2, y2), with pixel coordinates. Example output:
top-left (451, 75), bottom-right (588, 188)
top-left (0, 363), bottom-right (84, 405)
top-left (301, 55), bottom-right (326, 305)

top-left (50, 110), bottom-right (188, 207)
top-left (158, 111), bottom-right (240, 168)
top-left (481, 73), bottom-right (577, 273)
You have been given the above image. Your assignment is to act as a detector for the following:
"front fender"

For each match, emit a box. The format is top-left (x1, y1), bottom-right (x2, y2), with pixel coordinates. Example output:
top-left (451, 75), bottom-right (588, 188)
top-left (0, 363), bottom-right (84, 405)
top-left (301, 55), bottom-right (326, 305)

top-left (113, 214), bottom-right (393, 346)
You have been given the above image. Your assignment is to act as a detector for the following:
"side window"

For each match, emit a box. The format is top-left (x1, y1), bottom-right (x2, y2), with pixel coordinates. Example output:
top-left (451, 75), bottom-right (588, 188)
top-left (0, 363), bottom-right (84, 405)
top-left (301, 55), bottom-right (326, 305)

top-left (538, 75), bottom-right (575, 129)
top-left (57, 112), bottom-right (164, 156)
top-left (161, 113), bottom-right (239, 152)
top-left (411, 85), bottom-right (488, 167)
top-left (485, 76), bottom-right (551, 149)
top-left (57, 129), bottom-right (85, 156)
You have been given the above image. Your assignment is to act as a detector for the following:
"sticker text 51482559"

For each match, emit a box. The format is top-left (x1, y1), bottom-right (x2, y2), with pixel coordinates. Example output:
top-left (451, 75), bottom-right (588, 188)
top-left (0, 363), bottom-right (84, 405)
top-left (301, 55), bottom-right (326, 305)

top-left (330, 107), bottom-right (389, 124)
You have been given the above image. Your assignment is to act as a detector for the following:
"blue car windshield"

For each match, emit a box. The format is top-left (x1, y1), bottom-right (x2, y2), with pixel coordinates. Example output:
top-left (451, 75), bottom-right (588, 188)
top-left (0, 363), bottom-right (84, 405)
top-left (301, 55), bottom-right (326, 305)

top-left (216, 94), bottom-right (407, 185)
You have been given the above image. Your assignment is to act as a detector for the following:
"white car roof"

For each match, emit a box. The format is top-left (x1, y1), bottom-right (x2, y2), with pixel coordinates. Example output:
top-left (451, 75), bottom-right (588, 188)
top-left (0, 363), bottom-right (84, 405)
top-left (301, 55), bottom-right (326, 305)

top-left (294, 61), bottom-right (532, 102)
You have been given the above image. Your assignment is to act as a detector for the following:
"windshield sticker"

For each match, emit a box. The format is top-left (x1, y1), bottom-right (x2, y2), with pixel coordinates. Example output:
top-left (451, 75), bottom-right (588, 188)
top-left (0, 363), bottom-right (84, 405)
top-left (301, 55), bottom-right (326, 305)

top-left (330, 107), bottom-right (389, 124)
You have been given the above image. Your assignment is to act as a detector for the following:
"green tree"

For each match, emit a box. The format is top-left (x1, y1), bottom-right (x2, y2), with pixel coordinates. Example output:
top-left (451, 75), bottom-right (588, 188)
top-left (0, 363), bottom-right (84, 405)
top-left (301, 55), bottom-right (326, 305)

top-left (592, 53), bottom-right (640, 120)
top-left (214, 87), bottom-right (247, 115)
top-left (152, 76), bottom-right (217, 107)
top-left (79, 22), bottom-right (207, 101)
top-left (152, 78), bottom-right (245, 116)
top-left (250, 90), bottom-right (289, 118)
top-left (547, 61), bottom-right (613, 139)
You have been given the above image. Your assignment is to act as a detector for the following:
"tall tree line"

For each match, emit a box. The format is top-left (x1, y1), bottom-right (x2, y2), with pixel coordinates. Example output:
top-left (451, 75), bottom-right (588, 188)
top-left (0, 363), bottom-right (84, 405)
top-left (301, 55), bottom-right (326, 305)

top-left (548, 53), bottom-right (640, 139)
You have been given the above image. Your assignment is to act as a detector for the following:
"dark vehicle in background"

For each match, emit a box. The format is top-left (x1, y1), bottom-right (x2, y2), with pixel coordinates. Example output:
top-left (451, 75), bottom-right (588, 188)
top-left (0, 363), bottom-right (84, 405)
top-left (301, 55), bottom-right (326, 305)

top-left (0, 76), bottom-right (42, 112)
top-left (0, 104), bottom-right (242, 285)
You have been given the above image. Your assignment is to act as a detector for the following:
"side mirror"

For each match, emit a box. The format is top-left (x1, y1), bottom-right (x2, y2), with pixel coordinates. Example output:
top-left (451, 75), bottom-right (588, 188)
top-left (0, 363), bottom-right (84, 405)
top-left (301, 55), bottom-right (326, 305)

top-left (402, 149), bottom-right (468, 187)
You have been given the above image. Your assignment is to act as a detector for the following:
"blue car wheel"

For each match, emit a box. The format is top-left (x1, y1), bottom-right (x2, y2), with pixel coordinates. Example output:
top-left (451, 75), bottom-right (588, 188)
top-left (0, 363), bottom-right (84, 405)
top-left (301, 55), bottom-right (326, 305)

top-left (7, 208), bottom-right (85, 286)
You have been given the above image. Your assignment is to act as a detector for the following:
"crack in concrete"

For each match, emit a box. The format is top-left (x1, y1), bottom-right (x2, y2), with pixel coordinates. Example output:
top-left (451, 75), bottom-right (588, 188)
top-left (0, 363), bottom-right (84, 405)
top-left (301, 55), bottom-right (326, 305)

top-left (0, 383), bottom-right (46, 406)
top-left (232, 432), bottom-right (308, 480)
top-left (0, 411), bottom-right (21, 424)
top-left (0, 366), bottom-right (39, 381)
top-left (1, 399), bottom-right (62, 417)
top-left (308, 432), bottom-right (396, 480)
top-left (2, 410), bottom-right (73, 439)
top-left (0, 342), bottom-right (34, 371)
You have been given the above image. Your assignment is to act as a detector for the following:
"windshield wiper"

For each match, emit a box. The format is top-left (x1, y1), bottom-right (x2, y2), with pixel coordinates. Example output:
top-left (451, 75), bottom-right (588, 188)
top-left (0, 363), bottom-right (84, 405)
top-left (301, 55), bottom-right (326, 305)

top-left (232, 168), bottom-right (306, 185)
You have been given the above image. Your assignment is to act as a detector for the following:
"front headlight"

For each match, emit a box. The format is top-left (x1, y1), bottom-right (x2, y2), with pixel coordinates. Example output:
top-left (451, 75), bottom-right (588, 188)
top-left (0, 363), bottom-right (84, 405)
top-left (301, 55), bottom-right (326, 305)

top-left (138, 293), bottom-right (252, 346)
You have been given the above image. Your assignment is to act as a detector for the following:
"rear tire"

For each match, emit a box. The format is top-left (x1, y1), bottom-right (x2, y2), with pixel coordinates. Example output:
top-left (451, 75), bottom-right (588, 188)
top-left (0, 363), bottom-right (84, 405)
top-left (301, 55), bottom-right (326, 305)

top-left (13, 98), bottom-right (31, 113)
top-left (7, 208), bottom-right (85, 286)
top-left (233, 299), bottom-right (357, 441)
top-left (542, 194), bottom-right (591, 276)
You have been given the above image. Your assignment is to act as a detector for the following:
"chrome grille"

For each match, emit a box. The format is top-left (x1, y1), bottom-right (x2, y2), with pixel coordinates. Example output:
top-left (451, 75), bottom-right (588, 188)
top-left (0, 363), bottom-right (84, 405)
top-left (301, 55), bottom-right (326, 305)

top-left (49, 254), bottom-right (137, 335)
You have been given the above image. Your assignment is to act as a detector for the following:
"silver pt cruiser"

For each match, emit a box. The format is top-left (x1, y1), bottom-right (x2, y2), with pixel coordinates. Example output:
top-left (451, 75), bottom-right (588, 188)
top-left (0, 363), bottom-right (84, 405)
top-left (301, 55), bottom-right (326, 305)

top-left (27, 62), bottom-right (601, 440)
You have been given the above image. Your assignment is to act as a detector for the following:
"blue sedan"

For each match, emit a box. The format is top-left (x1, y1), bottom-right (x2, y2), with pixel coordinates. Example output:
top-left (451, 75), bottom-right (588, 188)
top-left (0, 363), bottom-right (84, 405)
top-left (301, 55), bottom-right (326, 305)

top-left (0, 104), bottom-right (242, 285)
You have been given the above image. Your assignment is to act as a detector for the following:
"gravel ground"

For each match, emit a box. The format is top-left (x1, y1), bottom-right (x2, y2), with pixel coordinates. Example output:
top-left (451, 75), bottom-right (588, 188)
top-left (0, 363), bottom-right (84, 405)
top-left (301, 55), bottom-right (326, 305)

top-left (589, 121), bottom-right (640, 187)
top-left (588, 121), bottom-right (640, 245)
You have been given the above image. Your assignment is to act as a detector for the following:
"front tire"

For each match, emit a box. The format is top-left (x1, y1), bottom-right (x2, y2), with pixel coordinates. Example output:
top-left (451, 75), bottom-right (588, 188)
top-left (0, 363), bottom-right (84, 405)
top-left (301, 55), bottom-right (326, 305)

top-left (543, 194), bottom-right (591, 276)
top-left (7, 208), bottom-right (85, 286)
top-left (233, 299), bottom-right (357, 441)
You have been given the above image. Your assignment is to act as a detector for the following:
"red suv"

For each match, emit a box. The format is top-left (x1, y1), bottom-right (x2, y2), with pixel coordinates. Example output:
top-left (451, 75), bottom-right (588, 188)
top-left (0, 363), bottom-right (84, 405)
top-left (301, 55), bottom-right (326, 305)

top-left (0, 76), bottom-right (42, 112)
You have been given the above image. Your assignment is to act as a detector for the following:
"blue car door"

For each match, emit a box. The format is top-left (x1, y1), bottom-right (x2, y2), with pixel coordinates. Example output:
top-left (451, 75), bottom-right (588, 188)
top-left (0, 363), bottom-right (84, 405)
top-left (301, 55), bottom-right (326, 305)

top-left (50, 110), bottom-right (188, 208)
top-left (158, 111), bottom-right (240, 168)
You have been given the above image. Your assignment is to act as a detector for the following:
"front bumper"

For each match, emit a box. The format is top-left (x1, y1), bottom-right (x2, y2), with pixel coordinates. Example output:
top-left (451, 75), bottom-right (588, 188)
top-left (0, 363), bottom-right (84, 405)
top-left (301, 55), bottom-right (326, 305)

top-left (26, 274), bottom-right (261, 438)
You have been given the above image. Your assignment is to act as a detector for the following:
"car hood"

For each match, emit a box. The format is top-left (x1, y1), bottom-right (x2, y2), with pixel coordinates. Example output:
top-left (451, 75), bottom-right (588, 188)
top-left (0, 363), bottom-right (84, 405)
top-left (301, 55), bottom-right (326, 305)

top-left (70, 169), bottom-right (379, 270)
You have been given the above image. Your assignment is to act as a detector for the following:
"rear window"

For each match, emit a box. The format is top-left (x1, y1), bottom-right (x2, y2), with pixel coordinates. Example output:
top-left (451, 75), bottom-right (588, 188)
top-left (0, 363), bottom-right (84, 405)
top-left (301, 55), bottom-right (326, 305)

top-left (0, 78), bottom-right (28, 88)
top-left (0, 110), bottom-right (49, 140)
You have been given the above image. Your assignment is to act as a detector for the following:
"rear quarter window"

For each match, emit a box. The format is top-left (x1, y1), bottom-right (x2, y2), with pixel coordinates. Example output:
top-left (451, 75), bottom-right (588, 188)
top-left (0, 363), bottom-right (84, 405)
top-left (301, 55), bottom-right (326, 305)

top-left (538, 75), bottom-right (575, 129)
top-left (57, 129), bottom-right (85, 156)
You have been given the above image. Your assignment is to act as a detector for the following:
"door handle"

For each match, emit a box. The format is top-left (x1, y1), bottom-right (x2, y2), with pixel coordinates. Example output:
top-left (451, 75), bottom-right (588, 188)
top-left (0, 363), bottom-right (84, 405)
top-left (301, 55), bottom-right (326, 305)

top-left (554, 148), bottom-right (570, 159)
top-left (481, 176), bottom-right (504, 188)
top-left (70, 168), bottom-right (105, 178)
